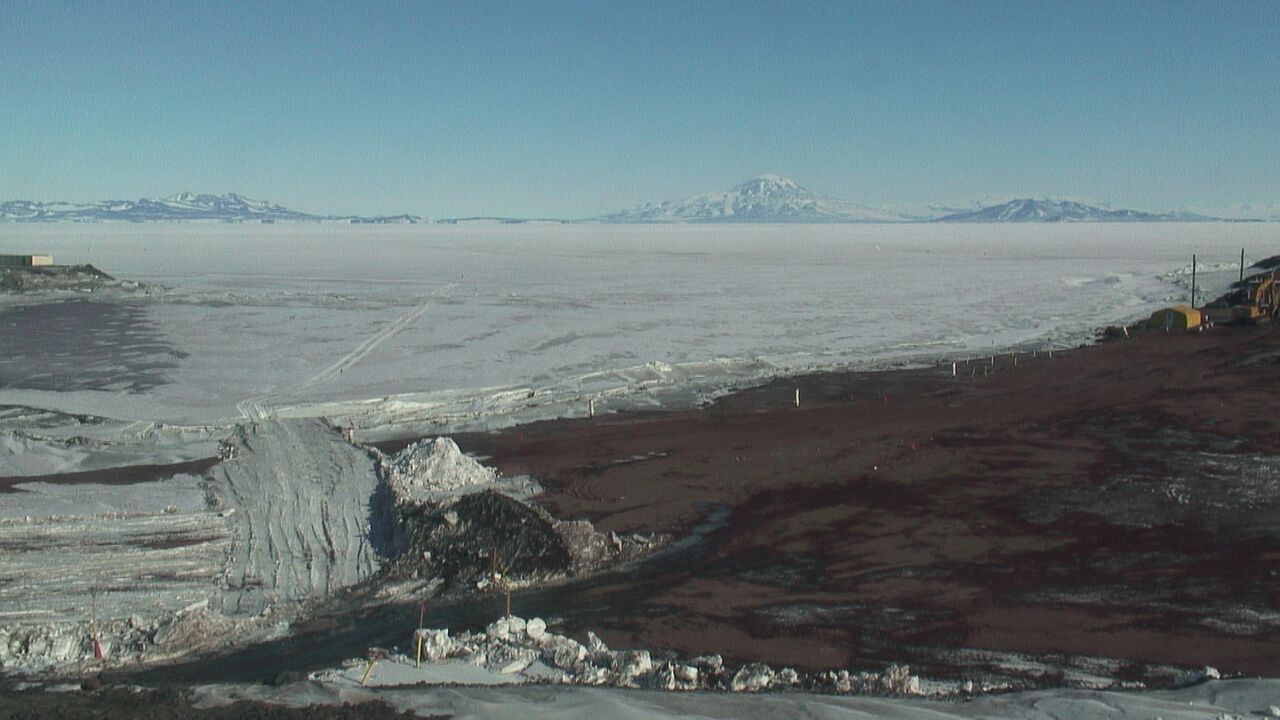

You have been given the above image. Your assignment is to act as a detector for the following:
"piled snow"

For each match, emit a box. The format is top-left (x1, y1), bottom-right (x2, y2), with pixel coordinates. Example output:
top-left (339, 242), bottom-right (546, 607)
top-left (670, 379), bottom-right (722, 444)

top-left (318, 616), bottom-right (921, 695)
top-left (387, 437), bottom-right (493, 496)
top-left (382, 436), bottom-right (541, 505)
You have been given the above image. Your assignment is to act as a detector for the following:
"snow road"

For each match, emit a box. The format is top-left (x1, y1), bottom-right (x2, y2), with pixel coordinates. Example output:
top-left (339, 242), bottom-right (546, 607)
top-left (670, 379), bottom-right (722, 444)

top-left (208, 418), bottom-right (381, 616)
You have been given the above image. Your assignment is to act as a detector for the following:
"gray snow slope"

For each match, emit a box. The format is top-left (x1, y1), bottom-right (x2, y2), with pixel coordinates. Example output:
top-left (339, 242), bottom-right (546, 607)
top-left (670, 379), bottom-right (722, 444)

top-left (208, 418), bottom-right (382, 616)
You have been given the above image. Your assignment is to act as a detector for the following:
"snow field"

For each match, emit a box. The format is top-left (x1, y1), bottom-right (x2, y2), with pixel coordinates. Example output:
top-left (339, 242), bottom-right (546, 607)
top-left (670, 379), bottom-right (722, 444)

top-left (0, 222), bottom-right (1270, 426)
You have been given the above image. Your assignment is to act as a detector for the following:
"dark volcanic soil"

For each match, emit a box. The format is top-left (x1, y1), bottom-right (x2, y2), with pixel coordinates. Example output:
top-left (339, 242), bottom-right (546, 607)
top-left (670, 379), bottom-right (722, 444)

top-left (127, 321), bottom-right (1280, 690)
top-left (424, 322), bottom-right (1280, 680)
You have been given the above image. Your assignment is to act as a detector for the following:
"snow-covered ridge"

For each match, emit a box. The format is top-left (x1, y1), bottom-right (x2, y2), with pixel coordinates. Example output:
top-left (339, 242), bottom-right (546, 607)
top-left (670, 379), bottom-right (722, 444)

top-left (599, 175), bottom-right (919, 223)
top-left (935, 197), bottom-right (1222, 223)
top-left (0, 193), bottom-right (428, 224)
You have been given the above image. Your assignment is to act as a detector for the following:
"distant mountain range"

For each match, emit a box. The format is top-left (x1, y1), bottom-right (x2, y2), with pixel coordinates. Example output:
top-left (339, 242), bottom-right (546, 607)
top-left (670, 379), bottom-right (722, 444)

top-left (933, 197), bottom-right (1219, 223)
top-left (0, 182), bottom-right (1265, 223)
top-left (597, 175), bottom-right (919, 223)
top-left (0, 193), bottom-right (427, 224)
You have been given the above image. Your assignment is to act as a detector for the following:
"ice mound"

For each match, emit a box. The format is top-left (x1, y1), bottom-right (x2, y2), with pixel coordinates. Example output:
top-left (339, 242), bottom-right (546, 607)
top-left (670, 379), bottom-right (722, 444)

top-left (386, 437), bottom-right (499, 502)
top-left (322, 616), bottom-right (924, 694)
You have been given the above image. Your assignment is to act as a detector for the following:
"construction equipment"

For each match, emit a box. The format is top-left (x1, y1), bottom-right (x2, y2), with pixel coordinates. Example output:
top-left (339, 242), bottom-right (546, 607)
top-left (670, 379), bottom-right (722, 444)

top-left (1231, 269), bottom-right (1279, 322)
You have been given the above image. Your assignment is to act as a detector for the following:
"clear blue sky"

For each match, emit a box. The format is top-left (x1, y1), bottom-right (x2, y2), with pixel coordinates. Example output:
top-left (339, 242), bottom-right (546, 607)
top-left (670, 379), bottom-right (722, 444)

top-left (2, 0), bottom-right (1278, 217)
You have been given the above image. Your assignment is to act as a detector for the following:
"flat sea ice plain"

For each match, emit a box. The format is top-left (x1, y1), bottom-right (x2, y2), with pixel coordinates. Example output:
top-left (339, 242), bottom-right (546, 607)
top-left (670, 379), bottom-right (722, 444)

top-left (0, 222), bottom-right (1269, 430)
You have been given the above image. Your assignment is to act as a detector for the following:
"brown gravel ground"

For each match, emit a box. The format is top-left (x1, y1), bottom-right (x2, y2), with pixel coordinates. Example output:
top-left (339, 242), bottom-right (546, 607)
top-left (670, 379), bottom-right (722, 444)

top-left (399, 321), bottom-right (1280, 680)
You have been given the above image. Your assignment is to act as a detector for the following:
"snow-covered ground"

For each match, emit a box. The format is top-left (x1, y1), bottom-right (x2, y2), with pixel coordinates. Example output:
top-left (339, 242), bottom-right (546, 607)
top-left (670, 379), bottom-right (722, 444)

top-left (0, 222), bottom-right (1266, 431)
top-left (191, 677), bottom-right (1280, 719)
top-left (1, 222), bottom-right (1275, 685)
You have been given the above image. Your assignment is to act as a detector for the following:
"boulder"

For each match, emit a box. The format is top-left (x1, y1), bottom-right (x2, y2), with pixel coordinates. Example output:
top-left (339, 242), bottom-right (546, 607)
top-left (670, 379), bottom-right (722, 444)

top-left (525, 617), bottom-right (547, 641)
top-left (730, 663), bottom-right (775, 692)
top-left (414, 628), bottom-right (455, 662)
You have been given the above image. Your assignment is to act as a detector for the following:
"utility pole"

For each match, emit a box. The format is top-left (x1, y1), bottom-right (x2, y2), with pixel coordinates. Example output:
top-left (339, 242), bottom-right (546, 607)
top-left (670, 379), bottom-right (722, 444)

top-left (1191, 254), bottom-right (1197, 309)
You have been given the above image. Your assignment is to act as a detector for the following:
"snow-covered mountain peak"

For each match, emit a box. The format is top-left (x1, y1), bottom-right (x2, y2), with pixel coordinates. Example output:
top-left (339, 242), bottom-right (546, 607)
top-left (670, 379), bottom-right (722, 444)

top-left (733, 175), bottom-right (807, 196)
top-left (600, 176), bottom-right (911, 223)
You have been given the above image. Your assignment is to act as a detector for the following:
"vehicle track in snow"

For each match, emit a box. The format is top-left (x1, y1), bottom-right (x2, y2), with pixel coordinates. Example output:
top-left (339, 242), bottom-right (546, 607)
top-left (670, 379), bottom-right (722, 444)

top-left (236, 285), bottom-right (456, 422)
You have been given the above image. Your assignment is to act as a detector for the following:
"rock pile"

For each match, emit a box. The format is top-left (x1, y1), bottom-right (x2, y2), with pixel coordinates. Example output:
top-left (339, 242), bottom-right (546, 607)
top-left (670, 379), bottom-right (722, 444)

top-left (0, 605), bottom-right (255, 675)
top-left (406, 616), bottom-right (922, 695)
top-left (374, 437), bottom-right (666, 594)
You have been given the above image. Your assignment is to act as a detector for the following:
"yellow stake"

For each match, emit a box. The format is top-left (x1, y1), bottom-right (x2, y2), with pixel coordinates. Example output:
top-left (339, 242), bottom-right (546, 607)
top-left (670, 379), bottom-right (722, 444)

top-left (415, 634), bottom-right (423, 668)
top-left (360, 659), bottom-right (377, 686)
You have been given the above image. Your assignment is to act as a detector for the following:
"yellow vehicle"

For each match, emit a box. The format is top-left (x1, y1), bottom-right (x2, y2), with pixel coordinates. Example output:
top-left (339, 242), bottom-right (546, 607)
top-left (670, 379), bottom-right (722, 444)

top-left (1231, 270), bottom-right (1279, 322)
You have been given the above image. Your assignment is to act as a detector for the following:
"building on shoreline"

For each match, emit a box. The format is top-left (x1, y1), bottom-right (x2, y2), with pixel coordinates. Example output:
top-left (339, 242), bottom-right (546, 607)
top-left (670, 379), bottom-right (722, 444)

top-left (0, 254), bottom-right (54, 267)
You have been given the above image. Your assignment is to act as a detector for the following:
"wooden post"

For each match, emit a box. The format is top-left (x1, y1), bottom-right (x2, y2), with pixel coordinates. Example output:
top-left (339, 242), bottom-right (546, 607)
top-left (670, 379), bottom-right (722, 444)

top-left (1191, 253), bottom-right (1197, 308)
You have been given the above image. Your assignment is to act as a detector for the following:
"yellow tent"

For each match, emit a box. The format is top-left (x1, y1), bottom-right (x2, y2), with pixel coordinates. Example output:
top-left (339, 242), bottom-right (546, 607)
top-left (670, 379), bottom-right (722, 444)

top-left (1149, 305), bottom-right (1201, 331)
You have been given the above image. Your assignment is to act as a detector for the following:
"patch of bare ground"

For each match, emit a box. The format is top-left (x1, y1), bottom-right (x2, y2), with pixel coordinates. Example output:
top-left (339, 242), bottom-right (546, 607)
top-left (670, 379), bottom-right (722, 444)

top-left (436, 322), bottom-right (1280, 683)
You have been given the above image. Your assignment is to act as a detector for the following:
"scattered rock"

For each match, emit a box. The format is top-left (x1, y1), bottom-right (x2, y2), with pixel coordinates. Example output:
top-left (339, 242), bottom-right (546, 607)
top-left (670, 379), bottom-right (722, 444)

top-left (414, 629), bottom-right (455, 662)
top-left (79, 674), bottom-right (104, 692)
top-left (731, 663), bottom-right (775, 692)
top-left (394, 616), bottom-right (923, 695)
top-left (611, 649), bottom-right (653, 687)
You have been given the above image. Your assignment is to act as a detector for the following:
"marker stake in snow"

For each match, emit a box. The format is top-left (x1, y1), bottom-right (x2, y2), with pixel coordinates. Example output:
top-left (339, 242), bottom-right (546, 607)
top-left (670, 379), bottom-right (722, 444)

top-left (794, 389), bottom-right (800, 407)
top-left (589, 399), bottom-right (595, 417)
top-left (951, 362), bottom-right (956, 377)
